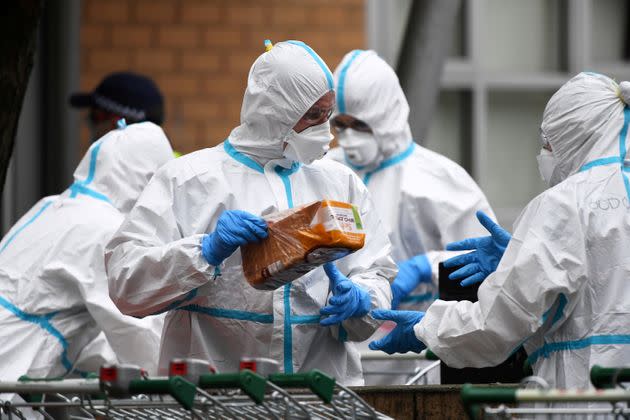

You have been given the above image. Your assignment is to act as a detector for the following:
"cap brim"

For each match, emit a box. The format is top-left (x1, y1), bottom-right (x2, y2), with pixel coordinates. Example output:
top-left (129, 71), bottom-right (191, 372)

top-left (69, 93), bottom-right (94, 108)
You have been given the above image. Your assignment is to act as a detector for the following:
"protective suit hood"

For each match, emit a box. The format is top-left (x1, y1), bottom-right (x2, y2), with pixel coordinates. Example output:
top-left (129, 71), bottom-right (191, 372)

top-left (70, 122), bottom-right (174, 214)
top-left (228, 41), bottom-right (334, 165)
top-left (333, 50), bottom-right (412, 159)
top-left (541, 72), bottom-right (630, 186)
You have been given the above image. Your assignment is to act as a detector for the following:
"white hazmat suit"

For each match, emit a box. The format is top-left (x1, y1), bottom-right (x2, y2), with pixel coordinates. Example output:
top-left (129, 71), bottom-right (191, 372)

top-left (105, 41), bottom-right (396, 385)
top-left (329, 50), bottom-right (495, 311)
top-left (0, 122), bottom-right (173, 381)
top-left (415, 72), bottom-right (630, 388)
top-left (328, 50), bottom-right (495, 385)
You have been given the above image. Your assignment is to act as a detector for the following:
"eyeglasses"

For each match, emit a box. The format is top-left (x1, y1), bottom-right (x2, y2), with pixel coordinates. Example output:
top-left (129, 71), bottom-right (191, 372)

top-left (331, 117), bottom-right (372, 133)
top-left (303, 106), bottom-right (334, 123)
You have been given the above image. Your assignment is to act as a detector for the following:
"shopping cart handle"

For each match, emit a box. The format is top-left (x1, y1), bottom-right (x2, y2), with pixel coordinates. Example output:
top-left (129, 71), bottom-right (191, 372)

top-left (590, 365), bottom-right (630, 389)
top-left (268, 370), bottom-right (335, 404)
top-left (198, 370), bottom-right (267, 404)
top-left (425, 349), bottom-right (439, 360)
top-left (461, 384), bottom-right (517, 420)
top-left (127, 377), bottom-right (197, 410)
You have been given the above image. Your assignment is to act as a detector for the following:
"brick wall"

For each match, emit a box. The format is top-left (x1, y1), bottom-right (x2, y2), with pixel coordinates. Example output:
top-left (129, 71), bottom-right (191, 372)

top-left (79, 0), bottom-right (365, 155)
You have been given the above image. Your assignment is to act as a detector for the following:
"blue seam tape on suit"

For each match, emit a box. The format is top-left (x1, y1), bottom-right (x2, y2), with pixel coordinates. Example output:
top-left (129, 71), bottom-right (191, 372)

top-left (0, 201), bottom-right (53, 255)
top-left (224, 139), bottom-right (264, 173)
top-left (579, 106), bottom-right (630, 199)
top-left (0, 296), bottom-right (76, 373)
top-left (528, 334), bottom-right (630, 365)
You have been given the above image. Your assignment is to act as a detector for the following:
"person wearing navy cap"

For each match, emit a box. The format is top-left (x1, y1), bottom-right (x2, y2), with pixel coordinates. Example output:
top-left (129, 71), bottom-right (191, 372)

top-left (70, 71), bottom-right (164, 142)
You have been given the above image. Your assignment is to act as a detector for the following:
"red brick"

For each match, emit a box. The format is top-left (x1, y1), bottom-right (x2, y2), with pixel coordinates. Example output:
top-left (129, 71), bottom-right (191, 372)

top-left (86, 49), bottom-right (132, 73)
top-left (181, 100), bottom-right (221, 121)
top-left (203, 28), bottom-right (243, 47)
top-left (334, 29), bottom-right (366, 51)
top-left (181, 2), bottom-right (222, 24)
top-left (270, 6), bottom-right (307, 26)
top-left (111, 25), bottom-right (153, 48)
top-left (311, 6), bottom-right (346, 27)
top-left (180, 51), bottom-right (221, 72)
top-left (79, 0), bottom-right (367, 161)
top-left (163, 121), bottom-right (202, 153)
top-left (199, 124), bottom-right (230, 148)
top-left (81, 25), bottom-right (108, 48)
top-left (132, 50), bottom-right (176, 72)
top-left (202, 76), bottom-right (246, 96)
top-left (85, 0), bottom-right (130, 23)
top-left (226, 52), bottom-right (258, 73)
top-left (227, 5), bottom-right (267, 25)
top-left (158, 26), bottom-right (200, 48)
top-left (157, 74), bottom-right (200, 97)
top-left (132, 0), bottom-right (177, 23)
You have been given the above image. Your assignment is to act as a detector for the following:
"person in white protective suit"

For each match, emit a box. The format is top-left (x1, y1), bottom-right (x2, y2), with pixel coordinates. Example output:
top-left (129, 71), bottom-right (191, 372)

top-left (330, 50), bottom-right (495, 311)
top-left (105, 41), bottom-right (396, 385)
top-left (370, 72), bottom-right (630, 389)
top-left (0, 121), bottom-right (172, 382)
top-left (327, 50), bottom-right (495, 384)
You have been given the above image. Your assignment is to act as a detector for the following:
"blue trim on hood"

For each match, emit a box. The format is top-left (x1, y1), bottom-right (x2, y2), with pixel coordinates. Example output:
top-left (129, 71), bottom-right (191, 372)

top-left (578, 106), bottom-right (630, 199)
top-left (286, 41), bottom-right (334, 90)
top-left (69, 137), bottom-right (113, 204)
top-left (362, 142), bottom-right (416, 185)
top-left (224, 139), bottom-right (265, 174)
top-left (69, 183), bottom-right (113, 205)
top-left (336, 50), bottom-right (364, 114)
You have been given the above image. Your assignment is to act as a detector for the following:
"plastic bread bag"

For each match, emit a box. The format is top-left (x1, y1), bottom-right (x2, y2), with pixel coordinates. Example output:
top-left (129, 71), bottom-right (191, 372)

top-left (241, 200), bottom-right (365, 290)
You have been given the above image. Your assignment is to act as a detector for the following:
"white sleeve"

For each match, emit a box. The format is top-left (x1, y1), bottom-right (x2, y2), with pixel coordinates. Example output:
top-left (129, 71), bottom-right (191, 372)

top-left (334, 174), bottom-right (397, 342)
top-left (106, 167), bottom-right (215, 318)
top-left (414, 191), bottom-right (586, 368)
top-left (74, 226), bottom-right (163, 375)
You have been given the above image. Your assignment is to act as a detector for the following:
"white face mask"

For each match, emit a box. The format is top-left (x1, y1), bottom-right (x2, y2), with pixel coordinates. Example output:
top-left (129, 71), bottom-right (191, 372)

top-left (283, 121), bottom-right (333, 164)
top-left (536, 148), bottom-right (555, 186)
top-left (336, 129), bottom-right (380, 167)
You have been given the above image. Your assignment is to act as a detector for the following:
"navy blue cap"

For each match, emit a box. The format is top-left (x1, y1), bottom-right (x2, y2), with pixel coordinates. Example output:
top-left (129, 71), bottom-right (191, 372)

top-left (70, 72), bottom-right (164, 124)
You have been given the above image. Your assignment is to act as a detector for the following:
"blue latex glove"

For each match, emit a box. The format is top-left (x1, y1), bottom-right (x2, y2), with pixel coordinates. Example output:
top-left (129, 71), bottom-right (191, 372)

top-left (202, 210), bottom-right (268, 266)
top-left (443, 210), bottom-right (511, 286)
top-left (391, 254), bottom-right (432, 310)
top-left (368, 309), bottom-right (426, 354)
top-left (320, 262), bottom-right (371, 326)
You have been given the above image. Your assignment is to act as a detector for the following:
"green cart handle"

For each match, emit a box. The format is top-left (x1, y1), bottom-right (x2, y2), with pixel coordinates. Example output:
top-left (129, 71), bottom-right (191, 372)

top-left (128, 377), bottom-right (197, 410)
top-left (591, 365), bottom-right (630, 389)
top-left (268, 370), bottom-right (335, 403)
top-left (461, 384), bottom-right (517, 420)
top-left (425, 349), bottom-right (439, 361)
top-left (198, 370), bottom-right (267, 404)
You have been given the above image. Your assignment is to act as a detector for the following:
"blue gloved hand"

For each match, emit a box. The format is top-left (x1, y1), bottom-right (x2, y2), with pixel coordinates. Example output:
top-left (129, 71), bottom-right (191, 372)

top-left (368, 309), bottom-right (426, 354)
top-left (391, 254), bottom-right (432, 310)
top-left (444, 211), bottom-right (511, 287)
top-left (320, 262), bottom-right (371, 326)
top-left (202, 210), bottom-right (268, 266)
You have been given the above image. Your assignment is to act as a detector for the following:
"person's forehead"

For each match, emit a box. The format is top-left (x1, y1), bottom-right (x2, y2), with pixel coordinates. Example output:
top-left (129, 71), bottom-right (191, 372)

top-left (311, 91), bottom-right (335, 108)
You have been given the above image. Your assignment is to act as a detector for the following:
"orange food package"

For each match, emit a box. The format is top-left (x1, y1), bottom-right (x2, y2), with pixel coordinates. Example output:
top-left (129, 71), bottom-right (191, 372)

top-left (241, 200), bottom-right (366, 290)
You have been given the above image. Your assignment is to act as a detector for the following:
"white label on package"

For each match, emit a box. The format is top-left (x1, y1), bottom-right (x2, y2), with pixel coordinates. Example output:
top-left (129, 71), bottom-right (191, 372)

top-left (312, 205), bottom-right (363, 233)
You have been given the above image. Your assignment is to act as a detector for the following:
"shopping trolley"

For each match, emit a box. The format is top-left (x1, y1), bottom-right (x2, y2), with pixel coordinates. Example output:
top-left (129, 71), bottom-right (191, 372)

top-left (0, 358), bottom-right (393, 419)
top-left (460, 365), bottom-right (630, 419)
top-left (359, 349), bottom-right (441, 385)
